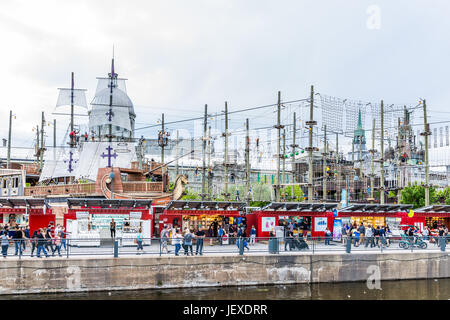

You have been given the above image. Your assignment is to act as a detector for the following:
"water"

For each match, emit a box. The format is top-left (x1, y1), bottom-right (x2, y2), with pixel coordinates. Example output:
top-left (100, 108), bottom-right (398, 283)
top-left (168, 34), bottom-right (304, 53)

top-left (2, 279), bottom-right (450, 300)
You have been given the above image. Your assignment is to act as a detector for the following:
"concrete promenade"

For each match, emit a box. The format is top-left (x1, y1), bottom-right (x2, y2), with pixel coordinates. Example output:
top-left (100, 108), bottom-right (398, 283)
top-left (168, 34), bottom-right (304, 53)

top-left (0, 243), bottom-right (448, 295)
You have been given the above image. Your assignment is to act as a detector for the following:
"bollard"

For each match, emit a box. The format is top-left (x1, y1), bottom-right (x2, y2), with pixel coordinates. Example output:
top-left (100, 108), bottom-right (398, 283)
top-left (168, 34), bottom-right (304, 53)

top-left (114, 240), bottom-right (119, 258)
top-left (346, 237), bottom-right (351, 253)
top-left (440, 237), bottom-right (446, 252)
top-left (239, 238), bottom-right (244, 255)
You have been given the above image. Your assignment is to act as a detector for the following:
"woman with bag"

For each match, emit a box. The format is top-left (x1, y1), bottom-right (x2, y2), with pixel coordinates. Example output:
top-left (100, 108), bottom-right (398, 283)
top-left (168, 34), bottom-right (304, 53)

top-left (52, 232), bottom-right (62, 257)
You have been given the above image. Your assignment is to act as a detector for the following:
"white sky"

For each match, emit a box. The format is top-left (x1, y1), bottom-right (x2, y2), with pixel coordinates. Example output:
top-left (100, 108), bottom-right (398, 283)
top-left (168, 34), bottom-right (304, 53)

top-left (1, 0), bottom-right (450, 148)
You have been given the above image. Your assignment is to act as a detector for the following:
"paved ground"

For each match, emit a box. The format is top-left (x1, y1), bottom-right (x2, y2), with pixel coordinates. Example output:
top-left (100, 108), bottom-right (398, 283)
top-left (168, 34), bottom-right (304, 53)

top-left (3, 239), bottom-right (447, 260)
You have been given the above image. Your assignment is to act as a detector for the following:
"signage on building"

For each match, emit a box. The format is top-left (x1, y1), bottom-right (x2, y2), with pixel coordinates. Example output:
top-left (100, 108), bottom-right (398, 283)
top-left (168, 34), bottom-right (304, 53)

top-left (314, 217), bottom-right (328, 232)
top-left (76, 211), bottom-right (90, 219)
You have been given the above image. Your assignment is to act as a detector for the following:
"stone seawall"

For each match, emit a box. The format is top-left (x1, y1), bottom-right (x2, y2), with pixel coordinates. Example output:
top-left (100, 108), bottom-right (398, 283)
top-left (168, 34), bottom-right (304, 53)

top-left (0, 252), bottom-right (449, 295)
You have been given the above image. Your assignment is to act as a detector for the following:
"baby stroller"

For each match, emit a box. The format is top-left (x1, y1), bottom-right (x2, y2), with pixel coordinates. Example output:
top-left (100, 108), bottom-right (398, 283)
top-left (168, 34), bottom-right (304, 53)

top-left (292, 236), bottom-right (309, 250)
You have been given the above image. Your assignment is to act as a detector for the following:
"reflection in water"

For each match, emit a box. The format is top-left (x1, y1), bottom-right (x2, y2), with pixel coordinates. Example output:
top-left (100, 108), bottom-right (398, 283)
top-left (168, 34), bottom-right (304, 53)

top-left (2, 279), bottom-right (449, 300)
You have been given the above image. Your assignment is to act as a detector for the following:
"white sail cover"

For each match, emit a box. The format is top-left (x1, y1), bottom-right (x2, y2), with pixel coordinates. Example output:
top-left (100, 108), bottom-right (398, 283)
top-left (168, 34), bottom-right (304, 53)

top-left (95, 78), bottom-right (128, 94)
top-left (39, 147), bottom-right (80, 182)
top-left (73, 141), bottom-right (137, 181)
top-left (89, 87), bottom-right (133, 131)
top-left (56, 88), bottom-right (88, 108)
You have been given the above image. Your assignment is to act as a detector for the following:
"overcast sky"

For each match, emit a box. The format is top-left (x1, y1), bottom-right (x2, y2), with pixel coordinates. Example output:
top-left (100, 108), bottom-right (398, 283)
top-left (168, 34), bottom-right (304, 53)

top-left (1, 0), bottom-right (450, 148)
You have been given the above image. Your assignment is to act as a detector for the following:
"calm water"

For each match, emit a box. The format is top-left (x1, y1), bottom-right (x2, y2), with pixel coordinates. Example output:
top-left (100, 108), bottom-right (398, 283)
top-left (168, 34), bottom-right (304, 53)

top-left (2, 279), bottom-right (450, 300)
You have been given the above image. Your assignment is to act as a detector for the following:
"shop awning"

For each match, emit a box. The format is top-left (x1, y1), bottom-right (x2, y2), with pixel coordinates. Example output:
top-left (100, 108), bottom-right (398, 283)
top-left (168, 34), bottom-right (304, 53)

top-left (0, 197), bottom-right (47, 208)
top-left (165, 200), bottom-right (246, 211)
top-left (340, 204), bottom-right (413, 213)
top-left (415, 205), bottom-right (450, 214)
top-left (261, 202), bottom-right (338, 212)
top-left (67, 198), bottom-right (152, 209)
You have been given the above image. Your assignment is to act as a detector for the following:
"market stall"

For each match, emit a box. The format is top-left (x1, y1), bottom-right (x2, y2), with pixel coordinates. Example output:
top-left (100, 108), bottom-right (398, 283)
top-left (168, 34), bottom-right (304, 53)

top-left (65, 198), bottom-right (153, 247)
top-left (0, 198), bottom-right (55, 235)
top-left (159, 200), bottom-right (249, 239)
top-left (336, 204), bottom-right (413, 237)
top-left (405, 205), bottom-right (450, 236)
top-left (254, 203), bottom-right (338, 238)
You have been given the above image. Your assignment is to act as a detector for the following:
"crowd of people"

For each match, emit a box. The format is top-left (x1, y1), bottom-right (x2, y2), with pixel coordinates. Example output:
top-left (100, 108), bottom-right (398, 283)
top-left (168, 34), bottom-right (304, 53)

top-left (0, 224), bottom-right (67, 258)
top-left (341, 223), bottom-right (393, 248)
top-left (158, 223), bottom-right (257, 256)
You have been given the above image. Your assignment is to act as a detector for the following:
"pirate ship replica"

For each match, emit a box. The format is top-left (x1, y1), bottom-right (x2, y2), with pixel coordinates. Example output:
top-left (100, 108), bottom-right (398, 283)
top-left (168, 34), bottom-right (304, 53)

top-left (24, 57), bottom-right (187, 204)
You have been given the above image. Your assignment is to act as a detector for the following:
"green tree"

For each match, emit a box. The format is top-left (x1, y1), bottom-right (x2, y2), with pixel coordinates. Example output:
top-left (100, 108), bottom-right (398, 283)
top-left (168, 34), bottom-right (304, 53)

top-left (282, 185), bottom-right (304, 202)
top-left (181, 188), bottom-right (200, 200)
top-left (400, 183), bottom-right (437, 208)
top-left (436, 187), bottom-right (450, 205)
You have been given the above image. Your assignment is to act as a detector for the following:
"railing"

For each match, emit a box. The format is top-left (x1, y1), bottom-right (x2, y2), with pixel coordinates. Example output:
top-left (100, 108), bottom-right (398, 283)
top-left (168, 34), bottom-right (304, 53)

top-left (122, 181), bottom-right (163, 193)
top-left (24, 183), bottom-right (97, 196)
top-left (0, 235), bottom-right (448, 259)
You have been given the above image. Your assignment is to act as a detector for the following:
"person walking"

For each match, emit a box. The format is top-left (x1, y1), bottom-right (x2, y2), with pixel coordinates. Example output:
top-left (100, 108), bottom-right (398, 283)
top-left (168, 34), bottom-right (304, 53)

top-left (195, 228), bottom-right (205, 255)
top-left (324, 228), bottom-right (332, 246)
top-left (110, 219), bottom-right (116, 238)
top-left (379, 226), bottom-right (386, 248)
top-left (352, 228), bottom-right (360, 247)
top-left (52, 232), bottom-right (62, 257)
top-left (250, 225), bottom-right (257, 245)
top-left (183, 229), bottom-right (194, 256)
top-left (374, 226), bottom-right (380, 247)
top-left (218, 226), bottom-right (224, 245)
top-left (160, 225), bottom-right (170, 254)
top-left (45, 227), bottom-right (54, 254)
top-left (59, 226), bottom-right (67, 251)
top-left (23, 226), bottom-right (30, 251)
top-left (172, 229), bottom-right (183, 256)
top-left (136, 228), bottom-right (144, 254)
top-left (1, 232), bottom-right (11, 258)
top-left (285, 232), bottom-right (293, 251)
top-left (358, 223), bottom-right (366, 246)
top-left (36, 228), bottom-right (49, 258)
top-left (365, 225), bottom-right (374, 248)
top-left (30, 230), bottom-right (38, 257)
top-left (13, 227), bottom-right (23, 256)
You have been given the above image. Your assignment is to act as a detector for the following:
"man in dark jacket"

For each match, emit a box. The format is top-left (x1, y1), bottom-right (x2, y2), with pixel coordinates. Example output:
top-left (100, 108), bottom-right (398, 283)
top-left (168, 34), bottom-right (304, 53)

top-left (37, 229), bottom-right (49, 258)
top-left (13, 227), bottom-right (23, 255)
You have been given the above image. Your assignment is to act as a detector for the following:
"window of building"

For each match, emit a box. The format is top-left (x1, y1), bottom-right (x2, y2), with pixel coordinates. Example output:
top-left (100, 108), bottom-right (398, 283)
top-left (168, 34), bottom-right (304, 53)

top-left (440, 127), bottom-right (443, 147)
top-left (446, 126), bottom-right (449, 146)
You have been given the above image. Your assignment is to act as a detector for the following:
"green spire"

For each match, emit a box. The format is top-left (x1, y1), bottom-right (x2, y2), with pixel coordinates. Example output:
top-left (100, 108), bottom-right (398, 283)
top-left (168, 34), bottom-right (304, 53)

top-left (353, 109), bottom-right (366, 144)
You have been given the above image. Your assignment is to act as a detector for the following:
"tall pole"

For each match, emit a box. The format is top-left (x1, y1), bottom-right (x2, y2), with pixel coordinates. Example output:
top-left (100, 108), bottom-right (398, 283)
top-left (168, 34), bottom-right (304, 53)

top-left (291, 112), bottom-right (298, 200)
top-left (175, 130), bottom-right (179, 176)
top-left (7, 110), bottom-right (12, 169)
top-left (161, 113), bottom-right (165, 174)
top-left (282, 128), bottom-right (286, 196)
top-left (397, 117), bottom-right (402, 203)
top-left (322, 125), bottom-right (327, 201)
top-left (40, 112), bottom-right (45, 170)
top-left (370, 118), bottom-right (375, 202)
top-left (380, 100), bottom-right (385, 204)
top-left (245, 118), bottom-right (250, 201)
top-left (423, 99), bottom-right (430, 206)
top-left (223, 102), bottom-right (229, 200)
top-left (201, 104), bottom-right (207, 200)
top-left (53, 119), bottom-right (56, 148)
top-left (70, 72), bottom-right (74, 147)
top-left (276, 91), bottom-right (281, 202)
top-left (207, 125), bottom-right (212, 200)
top-left (35, 125), bottom-right (40, 165)
top-left (336, 133), bottom-right (340, 201)
top-left (307, 86), bottom-right (315, 203)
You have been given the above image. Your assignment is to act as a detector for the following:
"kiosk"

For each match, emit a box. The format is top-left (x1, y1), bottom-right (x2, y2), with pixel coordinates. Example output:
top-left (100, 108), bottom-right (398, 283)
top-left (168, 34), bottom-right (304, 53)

top-left (336, 204), bottom-right (413, 236)
top-left (254, 203), bottom-right (338, 238)
top-left (65, 198), bottom-right (153, 247)
top-left (404, 205), bottom-right (450, 234)
top-left (159, 201), bottom-right (248, 238)
top-left (0, 198), bottom-right (55, 235)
